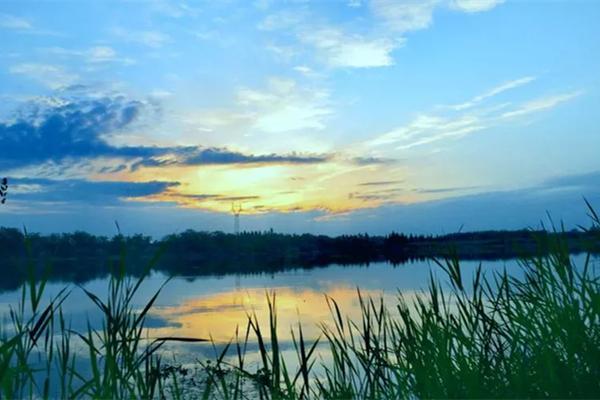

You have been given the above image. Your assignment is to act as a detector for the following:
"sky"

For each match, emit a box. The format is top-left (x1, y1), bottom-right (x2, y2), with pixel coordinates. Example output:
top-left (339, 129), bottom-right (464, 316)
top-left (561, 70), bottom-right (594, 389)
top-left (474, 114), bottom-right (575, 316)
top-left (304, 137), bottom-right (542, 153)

top-left (0, 0), bottom-right (599, 236)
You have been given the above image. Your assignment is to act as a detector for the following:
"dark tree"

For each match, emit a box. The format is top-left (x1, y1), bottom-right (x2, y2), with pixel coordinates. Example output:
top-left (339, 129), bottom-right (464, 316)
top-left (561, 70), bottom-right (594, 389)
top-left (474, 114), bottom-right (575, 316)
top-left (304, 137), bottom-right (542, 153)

top-left (0, 177), bottom-right (7, 204)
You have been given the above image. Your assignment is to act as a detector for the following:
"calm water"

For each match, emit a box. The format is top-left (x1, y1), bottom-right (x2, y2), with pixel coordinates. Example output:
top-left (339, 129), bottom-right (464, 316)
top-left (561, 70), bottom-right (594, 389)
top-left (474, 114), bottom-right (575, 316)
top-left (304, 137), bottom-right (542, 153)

top-left (1, 255), bottom-right (596, 368)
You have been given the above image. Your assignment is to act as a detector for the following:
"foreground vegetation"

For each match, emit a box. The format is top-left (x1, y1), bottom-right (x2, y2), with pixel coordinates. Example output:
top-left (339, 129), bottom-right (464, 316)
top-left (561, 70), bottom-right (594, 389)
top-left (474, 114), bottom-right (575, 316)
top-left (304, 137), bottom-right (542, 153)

top-left (1, 207), bottom-right (599, 398)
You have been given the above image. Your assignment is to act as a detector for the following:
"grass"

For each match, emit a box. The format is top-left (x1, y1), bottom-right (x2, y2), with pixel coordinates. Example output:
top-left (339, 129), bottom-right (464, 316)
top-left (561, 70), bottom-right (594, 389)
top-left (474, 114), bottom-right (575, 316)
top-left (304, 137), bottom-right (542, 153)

top-left (0, 240), bottom-right (198, 399)
top-left (193, 204), bottom-right (600, 399)
top-left (0, 205), bottom-right (599, 399)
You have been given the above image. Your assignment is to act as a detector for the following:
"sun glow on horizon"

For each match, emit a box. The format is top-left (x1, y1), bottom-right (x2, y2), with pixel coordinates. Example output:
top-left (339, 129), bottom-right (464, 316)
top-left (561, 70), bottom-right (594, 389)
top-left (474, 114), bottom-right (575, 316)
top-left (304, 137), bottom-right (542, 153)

top-left (113, 160), bottom-right (419, 214)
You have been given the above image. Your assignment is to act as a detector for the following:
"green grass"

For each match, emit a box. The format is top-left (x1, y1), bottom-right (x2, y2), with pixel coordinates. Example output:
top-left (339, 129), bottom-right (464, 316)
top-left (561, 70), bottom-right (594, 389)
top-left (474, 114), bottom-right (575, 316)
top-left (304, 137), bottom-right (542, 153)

top-left (1, 206), bottom-right (599, 399)
top-left (0, 241), bottom-right (194, 399)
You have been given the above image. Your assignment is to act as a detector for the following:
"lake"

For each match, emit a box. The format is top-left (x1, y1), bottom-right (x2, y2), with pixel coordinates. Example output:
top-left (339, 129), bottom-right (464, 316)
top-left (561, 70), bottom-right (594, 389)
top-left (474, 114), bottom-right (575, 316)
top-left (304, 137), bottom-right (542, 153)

top-left (0, 257), bottom-right (539, 361)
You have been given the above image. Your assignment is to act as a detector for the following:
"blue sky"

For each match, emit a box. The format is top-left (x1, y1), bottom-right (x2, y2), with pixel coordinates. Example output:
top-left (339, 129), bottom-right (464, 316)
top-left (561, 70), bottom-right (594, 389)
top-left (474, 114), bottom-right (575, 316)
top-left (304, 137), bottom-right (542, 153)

top-left (0, 0), bottom-right (599, 236)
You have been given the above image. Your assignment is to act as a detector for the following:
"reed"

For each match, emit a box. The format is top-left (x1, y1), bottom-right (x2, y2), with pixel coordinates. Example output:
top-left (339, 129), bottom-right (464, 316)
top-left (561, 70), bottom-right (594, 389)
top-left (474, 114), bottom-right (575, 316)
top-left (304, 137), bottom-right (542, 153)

top-left (0, 239), bottom-right (187, 399)
top-left (198, 203), bottom-right (600, 399)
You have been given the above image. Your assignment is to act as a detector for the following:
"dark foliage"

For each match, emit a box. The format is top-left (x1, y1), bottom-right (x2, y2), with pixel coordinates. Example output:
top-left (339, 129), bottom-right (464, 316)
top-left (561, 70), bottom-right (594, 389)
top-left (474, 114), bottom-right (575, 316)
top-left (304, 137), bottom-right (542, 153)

top-left (0, 177), bottom-right (7, 204)
top-left (0, 225), bottom-right (598, 292)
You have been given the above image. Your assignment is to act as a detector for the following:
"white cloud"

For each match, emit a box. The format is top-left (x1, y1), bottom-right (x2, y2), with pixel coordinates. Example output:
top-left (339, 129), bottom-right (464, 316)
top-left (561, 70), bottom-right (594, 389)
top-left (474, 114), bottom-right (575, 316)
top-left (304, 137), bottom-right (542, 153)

top-left (450, 76), bottom-right (536, 110)
top-left (501, 91), bottom-right (583, 119)
top-left (294, 65), bottom-right (312, 75)
top-left (148, 0), bottom-right (200, 18)
top-left (293, 65), bottom-right (321, 78)
top-left (259, 9), bottom-right (400, 68)
top-left (370, 0), bottom-right (439, 32)
top-left (254, 0), bottom-right (274, 11)
top-left (371, 0), bottom-right (504, 32)
top-left (150, 89), bottom-right (174, 98)
top-left (258, 10), bottom-right (305, 31)
top-left (87, 46), bottom-right (118, 63)
top-left (171, 78), bottom-right (334, 154)
top-left (9, 63), bottom-right (78, 89)
top-left (265, 44), bottom-right (298, 62)
top-left (111, 28), bottom-right (170, 48)
top-left (237, 78), bottom-right (333, 132)
top-left (42, 46), bottom-right (135, 65)
top-left (0, 13), bottom-right (32, 30)
top-left (255, 102), bottom-right (331, 132)
top-left (450, 0), bottom-right (505, 13)
top-left (299, 28), bottom-right (400, 68)
top-left (368, 114), bottom-right (484, 149)
top-left (363, 83), bottom-right (582, 152)
top-left (255, 0), bottom-right (502, 71)
top-left (268, 0), bottom-right (502, 71)
top-left (0, 13), bottom-right (61, 36)
top-left (191, 29), bottom-right (216, 41)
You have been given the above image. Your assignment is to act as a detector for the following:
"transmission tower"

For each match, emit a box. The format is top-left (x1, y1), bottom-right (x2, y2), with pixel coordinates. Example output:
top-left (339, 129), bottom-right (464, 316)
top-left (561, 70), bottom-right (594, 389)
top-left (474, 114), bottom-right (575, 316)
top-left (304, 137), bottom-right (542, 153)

top-left (231, 202), bottom-right (242, 234)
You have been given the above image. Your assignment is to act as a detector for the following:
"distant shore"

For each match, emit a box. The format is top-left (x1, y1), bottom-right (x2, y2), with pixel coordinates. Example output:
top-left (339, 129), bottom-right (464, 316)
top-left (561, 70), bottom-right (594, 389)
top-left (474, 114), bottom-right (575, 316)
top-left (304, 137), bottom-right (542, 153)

top-left (1, 226), bottom-right (599, 292)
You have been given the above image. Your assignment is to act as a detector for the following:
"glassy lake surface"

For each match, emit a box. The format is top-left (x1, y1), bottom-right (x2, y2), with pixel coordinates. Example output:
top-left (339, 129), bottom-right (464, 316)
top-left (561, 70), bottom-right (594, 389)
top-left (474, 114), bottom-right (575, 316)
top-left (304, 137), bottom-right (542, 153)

top-left (0, 256), bottom-right (596, 366)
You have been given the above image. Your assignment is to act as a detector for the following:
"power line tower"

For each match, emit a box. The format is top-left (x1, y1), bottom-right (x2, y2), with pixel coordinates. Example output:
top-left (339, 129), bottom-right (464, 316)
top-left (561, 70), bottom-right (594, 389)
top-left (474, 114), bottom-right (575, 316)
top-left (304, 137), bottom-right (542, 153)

top-left (231, 202), bottom-right (242, 234)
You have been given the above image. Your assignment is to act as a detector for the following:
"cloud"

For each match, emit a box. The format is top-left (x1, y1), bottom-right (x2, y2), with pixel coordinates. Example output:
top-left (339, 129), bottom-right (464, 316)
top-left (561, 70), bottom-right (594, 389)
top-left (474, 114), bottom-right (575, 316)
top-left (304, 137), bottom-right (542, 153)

top-left (370, 0), bottom-right (439, 32)
top-left (144, 315), bottom-right (182, 329)
top-left (0, 13), bottom-right (61, 35)
top-left (293, 65), bottom-right (319, 78)
top-left (359, 180), bottom-right (404, 187)
top-left (87, 46), bottom-right (118, 63)
top-left (542, 170), bottom-right (600, 190)
top-left (131, 148), bottom-right (329, 170)
top-left (236, 78), bottom-right (333, 132)
top-left (258, 10), bottom-right (306, 31)
top-left (185, 77), bottom-right (334, 152)
top-left (10, 178), bottom-right (179, 205)
top-left (259, 9), bottom-right (401, 69)
top-left (450, 0), bottom-right (505, 13)
top-left (265, 43), bottom-right (298, 62)
top-left (348, 192), bottom-right (399, 202)
top-left (364, 79), bottom-right (582, 152)
top-left (111, 28), bottom-right (170, 48)
top-left (368, 114), bottom-right (484, 149)
top-left (157, 192), bottom-right (264, 206)
top-left (148, 0), bottom-right (200, 18)
top-left (0, 93), bottom-right (333, 173)
top-left (149, 89), bottom-right (173, 98)
top-left (299, 28), bottom-right (399, 68)
top-left (450, 76), bottom-right (536, 110)
top-left (9, 63), bottom-right (79, 89)
top-left (258, 0), bottom-right (503, 71)
top-left (0, 95), bottom-right (150, 170)
top-left (414, 185), bottom-right (480, 194)
top-left (348, 184), bottom-right (407, 202)
top-left (180, 148), bottom-right (327, 166)
top-left (0, 13), bottom-right (33, 30)
top-left (350, 156), bottom-right (396, 165)
top-left (318, 170), bottom-right (600, 235)
top-left (42, 46), bottom-right (135, 65)
top-left (371, 0), bottom-right (504, 32)
top-left (215, 195), bottom-right (261, 202)
top-left (501, 91), bottom-right (583, 119)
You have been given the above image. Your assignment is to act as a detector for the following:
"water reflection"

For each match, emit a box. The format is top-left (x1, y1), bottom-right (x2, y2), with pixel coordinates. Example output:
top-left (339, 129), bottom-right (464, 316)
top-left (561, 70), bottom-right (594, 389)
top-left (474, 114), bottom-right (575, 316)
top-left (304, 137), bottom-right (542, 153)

top-left (150, 286), bottom-right (400, 342)
top-left (0, 257), bottom-right (556, 362)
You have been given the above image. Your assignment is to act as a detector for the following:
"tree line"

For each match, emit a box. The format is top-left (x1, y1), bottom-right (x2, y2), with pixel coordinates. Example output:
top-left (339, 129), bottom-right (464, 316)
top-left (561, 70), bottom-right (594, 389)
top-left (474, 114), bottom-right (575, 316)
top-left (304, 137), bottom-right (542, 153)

top-left (0, 226), bottom-right (598, 292)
